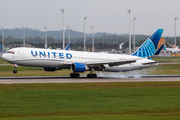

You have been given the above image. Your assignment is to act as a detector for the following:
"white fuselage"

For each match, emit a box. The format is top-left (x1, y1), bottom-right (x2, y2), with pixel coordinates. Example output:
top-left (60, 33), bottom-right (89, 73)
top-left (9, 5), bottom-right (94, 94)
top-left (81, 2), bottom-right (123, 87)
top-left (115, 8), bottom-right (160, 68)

top-left (2, 47), bottom-right (157, 72)
top-left (165, 48), bottom-right (180, 53)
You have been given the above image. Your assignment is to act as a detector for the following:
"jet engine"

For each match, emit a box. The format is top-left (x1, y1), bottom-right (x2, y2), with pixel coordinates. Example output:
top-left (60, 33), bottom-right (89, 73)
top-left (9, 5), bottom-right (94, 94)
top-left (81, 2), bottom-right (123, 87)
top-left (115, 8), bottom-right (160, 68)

top-left (71, 63), bottom-right (89, 73)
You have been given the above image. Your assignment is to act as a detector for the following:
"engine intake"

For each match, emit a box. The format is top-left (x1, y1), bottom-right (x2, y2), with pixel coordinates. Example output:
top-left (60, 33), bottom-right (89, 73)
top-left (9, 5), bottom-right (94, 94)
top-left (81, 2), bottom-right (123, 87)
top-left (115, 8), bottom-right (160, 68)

top-left (71, 63), bottom-right (88, 73)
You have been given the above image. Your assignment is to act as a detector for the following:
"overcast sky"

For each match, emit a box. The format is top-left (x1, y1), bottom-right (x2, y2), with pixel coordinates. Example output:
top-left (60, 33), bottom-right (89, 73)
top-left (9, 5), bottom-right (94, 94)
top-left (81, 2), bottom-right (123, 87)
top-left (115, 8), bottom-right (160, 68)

top-left (0, 0), bottom-right (180, 36)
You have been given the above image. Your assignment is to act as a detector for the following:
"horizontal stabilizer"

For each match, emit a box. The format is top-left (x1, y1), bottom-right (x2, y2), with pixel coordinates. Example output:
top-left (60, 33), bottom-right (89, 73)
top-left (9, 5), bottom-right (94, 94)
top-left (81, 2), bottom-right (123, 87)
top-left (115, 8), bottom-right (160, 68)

top-left (142, 60), bottom-right (172, 65)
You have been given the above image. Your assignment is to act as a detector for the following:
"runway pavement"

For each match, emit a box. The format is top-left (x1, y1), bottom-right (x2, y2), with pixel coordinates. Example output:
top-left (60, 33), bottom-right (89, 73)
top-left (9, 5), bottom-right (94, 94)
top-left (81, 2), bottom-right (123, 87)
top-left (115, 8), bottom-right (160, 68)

top-left (0, 75), bottom-right (180, 84)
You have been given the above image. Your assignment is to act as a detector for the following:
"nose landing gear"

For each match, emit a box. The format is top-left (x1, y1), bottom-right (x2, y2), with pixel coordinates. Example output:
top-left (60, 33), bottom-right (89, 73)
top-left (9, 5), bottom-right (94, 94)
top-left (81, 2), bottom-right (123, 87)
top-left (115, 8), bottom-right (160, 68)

top-left (13, 70), bottom-right (18, 74)
top-left (12, 64), bottom-right (18, 74)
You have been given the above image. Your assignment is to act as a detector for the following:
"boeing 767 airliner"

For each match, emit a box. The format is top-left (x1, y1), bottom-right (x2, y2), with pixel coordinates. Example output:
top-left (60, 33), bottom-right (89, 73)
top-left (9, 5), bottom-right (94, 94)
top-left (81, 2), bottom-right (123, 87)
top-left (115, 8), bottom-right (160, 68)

top-left (2, 29), bottom-right (164, 78)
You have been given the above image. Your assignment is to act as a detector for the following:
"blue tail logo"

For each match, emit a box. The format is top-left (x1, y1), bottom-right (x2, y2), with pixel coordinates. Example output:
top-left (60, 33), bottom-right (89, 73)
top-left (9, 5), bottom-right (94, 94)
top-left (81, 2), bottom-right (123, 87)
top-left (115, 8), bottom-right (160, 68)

top-left (132, 29), bottom-right (164, 57)
top-left (64, 43), bottom-right (71, 50)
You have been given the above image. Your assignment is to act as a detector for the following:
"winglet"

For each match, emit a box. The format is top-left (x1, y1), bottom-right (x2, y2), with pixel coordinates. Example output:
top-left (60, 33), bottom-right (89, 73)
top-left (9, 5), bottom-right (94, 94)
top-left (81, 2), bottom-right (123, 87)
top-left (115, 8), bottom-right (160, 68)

top-left (132, 29), bottom-right (164, 57)
top-left (64, 43), bottom-right (71, 50)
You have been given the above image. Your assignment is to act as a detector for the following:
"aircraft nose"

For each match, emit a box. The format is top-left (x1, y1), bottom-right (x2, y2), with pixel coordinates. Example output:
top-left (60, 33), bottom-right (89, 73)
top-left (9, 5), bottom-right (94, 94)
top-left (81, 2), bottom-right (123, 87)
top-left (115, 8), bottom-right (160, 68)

top-left (2, 53), bottom-right (8, 61)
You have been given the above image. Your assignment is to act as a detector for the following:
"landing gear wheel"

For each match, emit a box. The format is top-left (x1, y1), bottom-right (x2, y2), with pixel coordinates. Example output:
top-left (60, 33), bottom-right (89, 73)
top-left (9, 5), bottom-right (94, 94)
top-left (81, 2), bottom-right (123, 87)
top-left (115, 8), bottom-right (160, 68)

top-left (87, 74), bottom-right (97, 78)
top-left (87, 74), bottom-right (90, 78)
top-left (70, 73), bottom-right (80, 78)
top-left (12, 64), bottom-right (18, 74)
top-left (13, 70), bottom-right (18, 74)
top-left (93, 74), bottom-right (97, 78)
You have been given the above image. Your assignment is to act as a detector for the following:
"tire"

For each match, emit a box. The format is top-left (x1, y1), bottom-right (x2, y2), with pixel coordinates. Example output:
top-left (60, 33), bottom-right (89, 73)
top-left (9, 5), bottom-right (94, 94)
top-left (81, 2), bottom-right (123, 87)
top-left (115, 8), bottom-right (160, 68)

top-left (70, 73), bottom-right (80, 78)
top-left (13, 70), bottom-right (18, 74)
top-left (87, 74), bottom-right (97, 78)
top-left (93, 74), bottom-right (97, 78)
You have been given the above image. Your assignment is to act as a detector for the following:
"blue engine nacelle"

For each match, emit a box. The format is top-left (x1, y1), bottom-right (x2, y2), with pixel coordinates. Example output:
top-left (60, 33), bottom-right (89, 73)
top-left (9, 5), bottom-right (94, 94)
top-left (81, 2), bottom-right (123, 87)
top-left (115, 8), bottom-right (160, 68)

top-left (42, 67), bottom-right (57, 72)
top-left (71, 63), bottom-right (89, 73)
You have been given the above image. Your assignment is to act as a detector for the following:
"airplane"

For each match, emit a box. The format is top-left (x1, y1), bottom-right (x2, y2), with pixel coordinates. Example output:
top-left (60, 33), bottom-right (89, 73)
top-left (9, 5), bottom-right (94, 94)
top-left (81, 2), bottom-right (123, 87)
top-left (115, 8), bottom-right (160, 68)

top-left (2, 28), bottom-right (164, 78)
top-left (164, 44), bottom-right (180, 53)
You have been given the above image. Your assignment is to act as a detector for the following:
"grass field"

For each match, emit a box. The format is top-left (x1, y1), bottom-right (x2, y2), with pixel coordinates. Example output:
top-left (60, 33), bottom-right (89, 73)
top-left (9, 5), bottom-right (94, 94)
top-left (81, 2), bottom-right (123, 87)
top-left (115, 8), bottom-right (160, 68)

top-left (153, 56), bottom-right (180, 62)
top-left (0, 82), bottom-right (180, 120)
top-left (0, 58), bottom-right (9, 64)
top-left (1, 57), bottom-right (180, 119)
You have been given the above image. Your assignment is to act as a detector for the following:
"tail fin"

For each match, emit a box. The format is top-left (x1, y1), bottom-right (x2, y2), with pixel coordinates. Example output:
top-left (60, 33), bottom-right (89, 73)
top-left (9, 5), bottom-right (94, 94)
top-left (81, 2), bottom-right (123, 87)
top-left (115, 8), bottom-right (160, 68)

top-left (64, 43), bottom-right (71, 50)
top-left (132, 29), bottom-right (164, 57)
top-left (154, 43), bottom-right (164, 55)
top-left (148, 44), bottom-right (164, 60)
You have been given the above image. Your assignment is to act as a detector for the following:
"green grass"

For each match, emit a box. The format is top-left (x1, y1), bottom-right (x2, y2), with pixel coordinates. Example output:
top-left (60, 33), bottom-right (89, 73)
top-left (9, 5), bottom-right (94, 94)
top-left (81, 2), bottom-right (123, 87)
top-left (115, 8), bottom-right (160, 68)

top-left (146, 64), bottom-right (180, 75)
top-left (0, 65), bottom-right (73, 77)
top-left (153, 56), bottom-right (180, 62)
top-left (0, 82), bottom-right (180, 119)
top-left (0, 58), bottom-right (9, 64)
top-left (1, 114), bottom-right (180, 120)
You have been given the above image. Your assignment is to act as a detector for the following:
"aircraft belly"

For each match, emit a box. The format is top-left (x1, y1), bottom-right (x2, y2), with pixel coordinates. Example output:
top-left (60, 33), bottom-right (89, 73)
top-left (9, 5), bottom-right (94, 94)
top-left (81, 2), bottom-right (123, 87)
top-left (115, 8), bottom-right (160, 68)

top-left (14, 59), bottom-right (65, 68)
top-left (104, 64), bottom-right (157, 72)
top-left (104, 66), bottom-right (135, 72)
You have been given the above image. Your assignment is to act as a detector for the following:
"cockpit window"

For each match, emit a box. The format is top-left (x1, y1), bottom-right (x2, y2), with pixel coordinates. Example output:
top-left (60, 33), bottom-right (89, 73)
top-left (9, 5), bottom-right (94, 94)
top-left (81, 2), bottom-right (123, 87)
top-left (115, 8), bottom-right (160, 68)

top-left (6, 51), bottom-right (15, 54)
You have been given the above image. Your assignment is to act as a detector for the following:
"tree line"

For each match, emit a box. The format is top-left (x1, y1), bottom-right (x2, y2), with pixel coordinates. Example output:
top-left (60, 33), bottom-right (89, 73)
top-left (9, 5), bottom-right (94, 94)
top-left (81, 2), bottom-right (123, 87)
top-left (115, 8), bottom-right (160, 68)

top-left (1, 35), bottom-right (180, 51)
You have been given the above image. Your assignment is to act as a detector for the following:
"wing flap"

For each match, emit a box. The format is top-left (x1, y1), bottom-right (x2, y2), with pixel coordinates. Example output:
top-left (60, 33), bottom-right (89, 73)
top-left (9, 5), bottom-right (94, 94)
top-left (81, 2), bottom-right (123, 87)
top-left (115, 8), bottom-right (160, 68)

top-left (63, 58), bottom-right (144, 68)
top-left (86, 59), bottom-right (137, 67)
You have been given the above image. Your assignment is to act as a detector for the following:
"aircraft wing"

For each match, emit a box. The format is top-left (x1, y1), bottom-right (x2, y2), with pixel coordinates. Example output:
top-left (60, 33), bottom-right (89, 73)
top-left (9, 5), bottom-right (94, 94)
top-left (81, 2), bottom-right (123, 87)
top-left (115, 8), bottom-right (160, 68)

top-left (63, 58), bottom-right (143, 68)
top-left (86, 59), bottom-right (137, 67)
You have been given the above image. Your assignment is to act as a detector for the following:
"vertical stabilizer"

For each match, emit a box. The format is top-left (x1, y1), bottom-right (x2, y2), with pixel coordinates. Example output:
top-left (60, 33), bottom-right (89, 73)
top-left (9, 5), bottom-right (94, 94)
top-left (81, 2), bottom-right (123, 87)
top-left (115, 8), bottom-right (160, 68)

top-left (64, 43), bottom-right (71, 50)
top-left (132, 29), bottom-right (164, 57)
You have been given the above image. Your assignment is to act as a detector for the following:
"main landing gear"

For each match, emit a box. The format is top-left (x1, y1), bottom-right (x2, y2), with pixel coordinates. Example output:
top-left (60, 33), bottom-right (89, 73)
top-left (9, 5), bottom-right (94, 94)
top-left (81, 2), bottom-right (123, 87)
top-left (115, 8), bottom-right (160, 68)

top-left (70, 73), bottom-right (80, 78)
top-left (70, 68), bottom-right (97, 78)
top-left (70, 73), bottom-right (97, 78)
top-left (87, 74), bottom-right (97, 78)
top-left (12, 64), bottom-right (18, 74)
top-left (87, 68), bottom-right (97, 78)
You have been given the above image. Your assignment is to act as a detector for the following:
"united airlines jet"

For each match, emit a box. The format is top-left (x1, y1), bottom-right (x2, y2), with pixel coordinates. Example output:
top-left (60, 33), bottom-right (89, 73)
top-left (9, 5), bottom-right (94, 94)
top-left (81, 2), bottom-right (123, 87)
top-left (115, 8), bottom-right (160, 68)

top-left (2, 29), bottom-right (164, 78)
